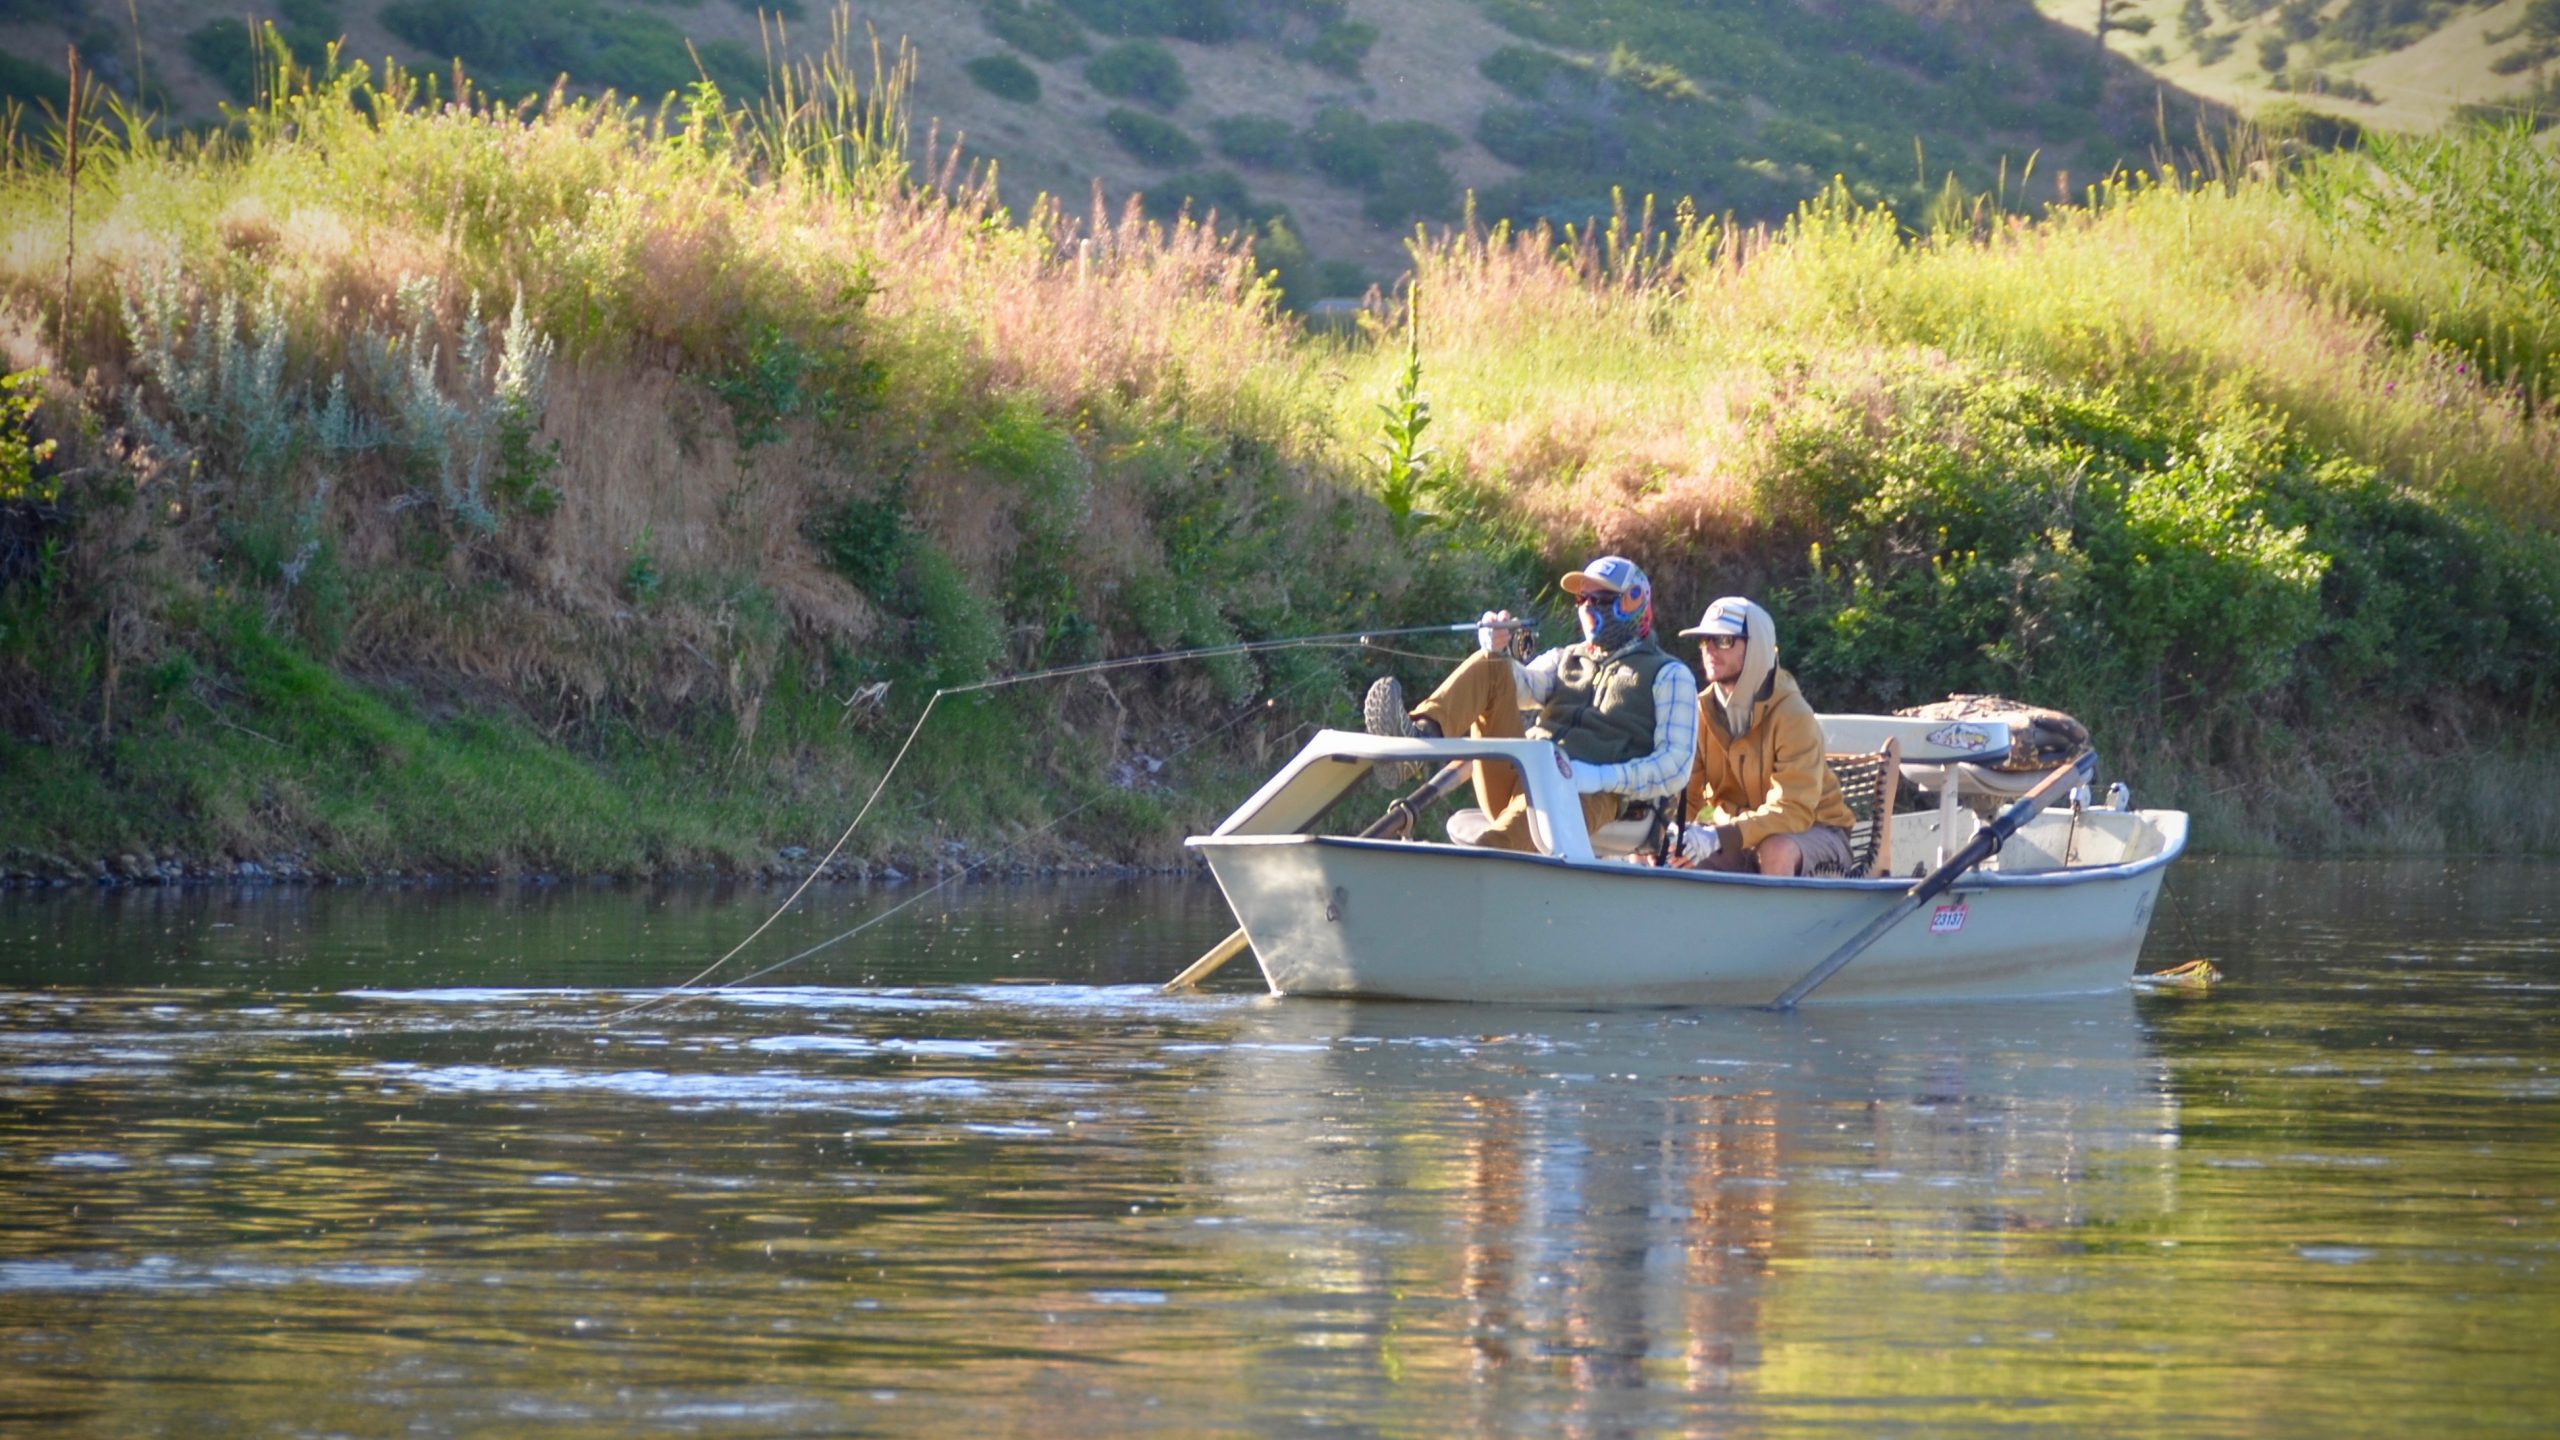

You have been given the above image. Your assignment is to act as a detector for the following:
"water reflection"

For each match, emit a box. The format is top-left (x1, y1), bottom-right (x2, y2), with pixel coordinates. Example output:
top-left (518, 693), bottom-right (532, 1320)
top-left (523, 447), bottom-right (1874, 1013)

top-left (1, 862), bottom-right (2555, 1436)
top-left (1187, 994), bottom-right (2173, 1435)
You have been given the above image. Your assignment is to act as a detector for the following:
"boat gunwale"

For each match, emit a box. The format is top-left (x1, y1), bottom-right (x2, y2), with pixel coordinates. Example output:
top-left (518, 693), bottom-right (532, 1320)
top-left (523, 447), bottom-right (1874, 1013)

top-left (1184, 818), bottom-right (2188, 892)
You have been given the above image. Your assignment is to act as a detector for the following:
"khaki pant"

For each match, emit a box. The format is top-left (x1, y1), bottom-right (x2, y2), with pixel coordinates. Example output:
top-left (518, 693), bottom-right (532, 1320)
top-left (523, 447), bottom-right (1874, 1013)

top-left (1411, 650), bottom-right (1623, 854)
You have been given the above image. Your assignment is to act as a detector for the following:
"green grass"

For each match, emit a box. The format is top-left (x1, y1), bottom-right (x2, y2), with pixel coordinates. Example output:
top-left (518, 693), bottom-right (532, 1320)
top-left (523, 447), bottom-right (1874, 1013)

top-left (0, 50), bottom-right (2552, 873)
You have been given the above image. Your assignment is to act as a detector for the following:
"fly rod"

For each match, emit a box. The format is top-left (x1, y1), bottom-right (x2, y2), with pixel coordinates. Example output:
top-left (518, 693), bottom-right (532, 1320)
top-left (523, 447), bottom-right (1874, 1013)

top-left (604, 616), bottom-right (1536, 1021)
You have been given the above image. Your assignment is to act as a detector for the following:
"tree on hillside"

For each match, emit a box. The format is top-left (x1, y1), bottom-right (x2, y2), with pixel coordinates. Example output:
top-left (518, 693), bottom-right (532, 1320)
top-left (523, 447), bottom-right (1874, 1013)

top-left (2096, 0), bottom-right (2156, 52)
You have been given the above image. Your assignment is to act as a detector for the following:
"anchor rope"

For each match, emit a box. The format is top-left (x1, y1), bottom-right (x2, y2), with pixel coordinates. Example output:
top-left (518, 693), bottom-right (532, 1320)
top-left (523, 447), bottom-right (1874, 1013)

top-left (602, 620), bottom-right (1518, 1021)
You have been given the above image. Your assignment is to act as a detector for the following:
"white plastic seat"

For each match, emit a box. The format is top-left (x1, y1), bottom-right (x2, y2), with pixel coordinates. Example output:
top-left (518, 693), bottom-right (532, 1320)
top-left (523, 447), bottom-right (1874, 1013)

top-left (1444, 805), bottom-right (1658, 860)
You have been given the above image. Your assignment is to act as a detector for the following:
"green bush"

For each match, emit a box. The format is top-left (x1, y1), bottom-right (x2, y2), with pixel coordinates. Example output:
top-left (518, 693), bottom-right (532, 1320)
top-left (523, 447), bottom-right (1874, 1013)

top-left (0, 368), bottom-right (56, 507)
top-left (967, 400), bottom-right (1094, 663)
top-left (1602, 43), bottom-right (1702, 100)
top-left (708, 323), bottom-right (886, 452)
top-left (813, 485), bottom-right (908, 596)
top-left (1303, 20), bottom-right (1377, 77)
top-left (1140, 169), bottom-right (1274, 226)
top-left (1084, 39), bottom-right (1188, 109)
top-left (811, 480), bottom-right (1003, 684)
top-left (964, 398), bottom-right (1087, 510)
top-left (964, 52), bottom-right (1042, 103)
top-left (1248, 217), bottom-right (1316, 310)
top-left (1210, 113), bottom-right (1299, 168)
top-left (1305, 105), bottom-right (1384, 186)
top-left (1306, 109), bottom-right (1459, 222)
top-left (1480, 45), bottom-right (1590, 102)
top-left (983, 0), bottom-right (1088, 60)
top-left (380, 0), bottom-right (762, 102)
top-left (1476, 105), bottom-right (1614, 174)
top-left (1765, 371), bottom-right (2560, 724)
top-left (1102, 107), bottom-right (1201, 166)
top-left (1062, 0), bottom-right (1241, 42)
top-left (907, 541), bottom-right (1006, 688)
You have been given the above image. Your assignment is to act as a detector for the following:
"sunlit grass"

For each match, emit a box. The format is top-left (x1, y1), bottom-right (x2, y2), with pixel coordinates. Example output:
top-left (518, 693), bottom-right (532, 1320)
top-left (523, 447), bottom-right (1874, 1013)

top-left (0, 38), bottom-right (2550, 865)
top-left (1342, 156), bottom-right (2554, 560)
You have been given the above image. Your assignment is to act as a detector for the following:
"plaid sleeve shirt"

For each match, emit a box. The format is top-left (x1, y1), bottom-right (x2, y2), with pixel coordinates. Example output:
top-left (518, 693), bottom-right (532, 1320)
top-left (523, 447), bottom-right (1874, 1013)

top-left (1517, 647), bottom-right (1700, 802)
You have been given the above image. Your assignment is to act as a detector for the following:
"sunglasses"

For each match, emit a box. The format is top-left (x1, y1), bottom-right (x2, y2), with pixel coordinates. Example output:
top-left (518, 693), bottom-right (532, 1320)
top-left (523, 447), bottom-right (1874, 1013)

top-left (1574, 590), bottom-right (1621, 608)
top-left (1699, 634), bottom-right (1746, 651)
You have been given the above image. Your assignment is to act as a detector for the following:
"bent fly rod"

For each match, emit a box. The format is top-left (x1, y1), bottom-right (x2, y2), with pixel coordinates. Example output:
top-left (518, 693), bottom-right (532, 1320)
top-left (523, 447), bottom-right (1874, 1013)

top-left (603, 616), bottom-right (1536, 1022)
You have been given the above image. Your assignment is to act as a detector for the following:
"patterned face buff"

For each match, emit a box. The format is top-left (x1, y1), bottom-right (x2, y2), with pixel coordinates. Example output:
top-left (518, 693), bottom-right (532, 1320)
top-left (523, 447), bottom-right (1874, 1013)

top-left (1579, 584), bottom-right (1650, 651)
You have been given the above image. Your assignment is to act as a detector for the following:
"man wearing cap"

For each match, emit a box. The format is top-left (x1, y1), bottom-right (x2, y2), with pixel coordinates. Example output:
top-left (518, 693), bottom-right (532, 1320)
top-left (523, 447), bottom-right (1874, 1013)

top-left (1364, 555), bottom-right (1699, 854)
top-left (1673, 596), bottom-right (1857, 876)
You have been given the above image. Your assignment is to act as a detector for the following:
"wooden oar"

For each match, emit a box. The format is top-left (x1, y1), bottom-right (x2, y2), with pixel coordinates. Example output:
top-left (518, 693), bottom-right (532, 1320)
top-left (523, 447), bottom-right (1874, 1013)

top-left (1162, 759), bottom-right (1472, 994)
top-left (1159, 927), bottom-right (1252, 994)
top-left (1766, 750), bottom-right (2094, 1011)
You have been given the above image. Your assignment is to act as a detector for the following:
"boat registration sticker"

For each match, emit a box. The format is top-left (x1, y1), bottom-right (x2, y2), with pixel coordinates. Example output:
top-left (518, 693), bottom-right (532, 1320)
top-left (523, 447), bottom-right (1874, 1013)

top-left (1930, 901), bottom-right (1968, 934)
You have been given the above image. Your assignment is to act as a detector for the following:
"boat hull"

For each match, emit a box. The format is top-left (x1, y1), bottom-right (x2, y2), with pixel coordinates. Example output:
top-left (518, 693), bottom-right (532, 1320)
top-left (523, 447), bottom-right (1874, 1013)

top-left (1188, 833), bottom-right (2179, 1006)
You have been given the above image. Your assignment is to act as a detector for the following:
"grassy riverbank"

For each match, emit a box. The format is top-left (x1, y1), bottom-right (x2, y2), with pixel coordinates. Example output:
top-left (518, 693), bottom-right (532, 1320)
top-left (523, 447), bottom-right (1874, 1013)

top-left (0, 45), bottom-right (2553, 878)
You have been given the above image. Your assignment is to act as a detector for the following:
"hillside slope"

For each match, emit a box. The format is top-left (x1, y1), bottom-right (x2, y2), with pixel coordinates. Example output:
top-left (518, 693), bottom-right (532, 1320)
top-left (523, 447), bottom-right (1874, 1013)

top-left (3, 0), bottom-right (2239, 289)
top-left (2034, 0), bottom-right (2545, 133)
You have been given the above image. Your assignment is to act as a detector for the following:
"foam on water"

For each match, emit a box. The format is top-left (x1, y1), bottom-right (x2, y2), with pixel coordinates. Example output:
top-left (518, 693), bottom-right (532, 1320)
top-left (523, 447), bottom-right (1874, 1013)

top-left (352, 1062), bottom-right (991, 1106)
top-left (0, 1256), bottom-right (424, 1292)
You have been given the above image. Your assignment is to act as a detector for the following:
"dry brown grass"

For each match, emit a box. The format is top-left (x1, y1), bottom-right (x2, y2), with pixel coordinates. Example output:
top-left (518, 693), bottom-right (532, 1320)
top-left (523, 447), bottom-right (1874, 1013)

top-left (0, 47), bottom-right (1342, 738)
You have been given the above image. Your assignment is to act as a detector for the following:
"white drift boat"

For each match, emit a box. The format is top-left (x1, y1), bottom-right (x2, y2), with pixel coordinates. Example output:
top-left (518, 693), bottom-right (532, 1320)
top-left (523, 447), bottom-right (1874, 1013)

top-left (1183, 714), bottom-right (2187, 1006)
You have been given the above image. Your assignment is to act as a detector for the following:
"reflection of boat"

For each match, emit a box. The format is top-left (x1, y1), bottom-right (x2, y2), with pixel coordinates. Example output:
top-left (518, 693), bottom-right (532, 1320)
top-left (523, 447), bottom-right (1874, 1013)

top-left (1194, 992), bottom-right (2174, 1415)
top-left (1184, 720), bottom-right (2187, 1005)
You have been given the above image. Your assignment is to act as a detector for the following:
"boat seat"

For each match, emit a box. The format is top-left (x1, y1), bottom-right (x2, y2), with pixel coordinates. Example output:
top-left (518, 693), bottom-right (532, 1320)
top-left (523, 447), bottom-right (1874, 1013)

top-left (1825, 738), bottom-right (1901, 878)
top-left (1588, 799), bottom-right (1668, 861)
top-left (1445, 799), bottom-right (1666, 860)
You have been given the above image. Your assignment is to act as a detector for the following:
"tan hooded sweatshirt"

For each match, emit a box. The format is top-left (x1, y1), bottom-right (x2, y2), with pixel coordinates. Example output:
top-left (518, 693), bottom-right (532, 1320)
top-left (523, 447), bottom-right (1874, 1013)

top-left (1685, 610), bottom-right (1856, 854)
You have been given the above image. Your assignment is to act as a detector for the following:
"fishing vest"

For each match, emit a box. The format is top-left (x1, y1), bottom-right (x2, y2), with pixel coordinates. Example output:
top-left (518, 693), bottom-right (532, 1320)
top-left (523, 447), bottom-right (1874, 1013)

top-left (1529, 637), bottom-right (1673, 766)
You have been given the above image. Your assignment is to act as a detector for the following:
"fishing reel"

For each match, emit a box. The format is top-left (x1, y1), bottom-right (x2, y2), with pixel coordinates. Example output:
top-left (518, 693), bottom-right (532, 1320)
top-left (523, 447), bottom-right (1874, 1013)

top-left (1477, 612), bottom-right (1538, 661)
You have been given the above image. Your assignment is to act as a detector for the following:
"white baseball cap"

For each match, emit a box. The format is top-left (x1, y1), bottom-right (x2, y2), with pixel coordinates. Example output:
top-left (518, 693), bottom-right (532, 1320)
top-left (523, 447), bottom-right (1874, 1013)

top-left (1678, 595), bottom-right (1756, 639)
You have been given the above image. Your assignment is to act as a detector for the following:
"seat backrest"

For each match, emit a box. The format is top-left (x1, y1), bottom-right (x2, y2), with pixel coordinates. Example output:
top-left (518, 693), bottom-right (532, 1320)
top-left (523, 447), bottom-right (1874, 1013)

top-left (1825, 737), bottom-right (1901, 878)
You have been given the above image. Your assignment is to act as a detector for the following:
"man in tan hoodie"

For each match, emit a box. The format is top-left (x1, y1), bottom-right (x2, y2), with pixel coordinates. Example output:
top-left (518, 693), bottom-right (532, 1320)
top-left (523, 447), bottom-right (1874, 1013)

top-left (1673, 596), bottom-right (1857, 877)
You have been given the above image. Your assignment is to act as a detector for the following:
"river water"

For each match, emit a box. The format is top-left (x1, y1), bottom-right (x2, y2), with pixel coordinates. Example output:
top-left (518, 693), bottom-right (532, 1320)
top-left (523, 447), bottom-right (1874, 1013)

top-left (1, 859), bottom-right (2553, 1437)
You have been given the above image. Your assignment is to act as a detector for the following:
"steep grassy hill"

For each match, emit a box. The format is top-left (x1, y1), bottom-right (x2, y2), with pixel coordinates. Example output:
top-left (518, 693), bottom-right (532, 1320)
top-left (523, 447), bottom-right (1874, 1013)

top-left (2039, 0), bottom-right (2552, 133)
top-left (0, 0), bottom-right (2242, 296)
